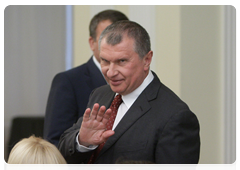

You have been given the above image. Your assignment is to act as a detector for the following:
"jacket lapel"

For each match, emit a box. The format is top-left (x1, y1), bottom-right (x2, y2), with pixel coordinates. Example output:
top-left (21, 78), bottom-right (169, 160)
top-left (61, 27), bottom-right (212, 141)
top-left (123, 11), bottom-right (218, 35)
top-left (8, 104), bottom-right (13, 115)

top-left (97, 72), bottom-right (161, 159)
top-left (100, 94), bottom-right (151, 154)
top-left (85, 57), bottom-right (106, 89)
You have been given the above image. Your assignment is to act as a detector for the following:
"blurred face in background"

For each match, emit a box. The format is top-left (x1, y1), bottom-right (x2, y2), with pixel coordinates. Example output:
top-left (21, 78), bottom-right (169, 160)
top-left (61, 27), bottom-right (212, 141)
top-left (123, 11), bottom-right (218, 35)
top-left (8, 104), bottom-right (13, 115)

top-left (89, 19), bottom-right (112, 63)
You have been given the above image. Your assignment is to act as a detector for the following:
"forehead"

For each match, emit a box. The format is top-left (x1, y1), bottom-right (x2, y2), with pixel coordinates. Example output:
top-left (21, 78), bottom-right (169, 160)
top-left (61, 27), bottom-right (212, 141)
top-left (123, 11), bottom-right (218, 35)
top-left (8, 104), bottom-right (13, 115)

top-left (100, 37), bottom-right (136, 58)
top-left (96, 20), bottom-right (112, 34)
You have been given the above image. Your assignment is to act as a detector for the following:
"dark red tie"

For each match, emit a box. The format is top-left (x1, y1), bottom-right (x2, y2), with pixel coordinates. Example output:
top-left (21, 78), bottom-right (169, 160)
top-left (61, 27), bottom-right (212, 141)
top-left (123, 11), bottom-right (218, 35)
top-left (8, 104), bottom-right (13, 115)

top-left (88, 94), bottom-right (122, 163)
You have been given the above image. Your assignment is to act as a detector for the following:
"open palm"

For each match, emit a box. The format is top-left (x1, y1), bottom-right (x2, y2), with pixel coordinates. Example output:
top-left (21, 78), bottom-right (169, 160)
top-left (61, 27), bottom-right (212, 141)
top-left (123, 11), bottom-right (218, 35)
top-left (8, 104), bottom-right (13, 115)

top-left (78, 103), bottom-right (115, 147)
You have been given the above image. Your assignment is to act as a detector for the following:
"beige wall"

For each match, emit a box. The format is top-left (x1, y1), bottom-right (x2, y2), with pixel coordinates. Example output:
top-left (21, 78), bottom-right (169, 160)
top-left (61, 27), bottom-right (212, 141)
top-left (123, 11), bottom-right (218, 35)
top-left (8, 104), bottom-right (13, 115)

top-left (180, 6), bottom-right (224, 163)
top-left (72, 5), bottom-right (235, 164)
top-left (156, 6), bottom-right (181, 96)
top-left (73, 5), bottom-right (129, 66)
top-left (73, 5), bottom-right (91, 65)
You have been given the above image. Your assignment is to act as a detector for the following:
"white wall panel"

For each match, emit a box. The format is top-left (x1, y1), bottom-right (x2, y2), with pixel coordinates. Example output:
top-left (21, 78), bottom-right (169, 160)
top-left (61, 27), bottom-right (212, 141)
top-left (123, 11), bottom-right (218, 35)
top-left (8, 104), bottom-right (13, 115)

top-left (129, 5), bottom-right (156, 72)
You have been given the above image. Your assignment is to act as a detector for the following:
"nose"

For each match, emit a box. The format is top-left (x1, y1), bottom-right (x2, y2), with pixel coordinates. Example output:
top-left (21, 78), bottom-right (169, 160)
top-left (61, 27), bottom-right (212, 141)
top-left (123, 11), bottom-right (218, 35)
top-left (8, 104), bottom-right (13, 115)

top-left (107, 63), bottom-right (118, 78)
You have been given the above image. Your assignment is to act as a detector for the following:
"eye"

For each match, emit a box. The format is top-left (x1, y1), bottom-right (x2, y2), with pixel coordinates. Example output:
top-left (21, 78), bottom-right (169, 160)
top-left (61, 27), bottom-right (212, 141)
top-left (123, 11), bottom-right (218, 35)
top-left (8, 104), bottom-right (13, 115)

top-left (119, 59), bottom-right (126, 64)
top-left (100, 58), bottom-right (109, 64)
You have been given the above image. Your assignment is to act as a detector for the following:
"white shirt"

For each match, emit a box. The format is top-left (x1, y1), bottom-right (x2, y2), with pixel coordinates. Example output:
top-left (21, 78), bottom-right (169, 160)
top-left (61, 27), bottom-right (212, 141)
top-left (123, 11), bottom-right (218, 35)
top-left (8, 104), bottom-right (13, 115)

top-left (92, 55), bottom-right (106, 81)
top-left (92, 55), bottom-right (101, 71)
top-left (76, 71), bottom-right (154, 152)
top-left (112, 71), bottom-right (154, 130)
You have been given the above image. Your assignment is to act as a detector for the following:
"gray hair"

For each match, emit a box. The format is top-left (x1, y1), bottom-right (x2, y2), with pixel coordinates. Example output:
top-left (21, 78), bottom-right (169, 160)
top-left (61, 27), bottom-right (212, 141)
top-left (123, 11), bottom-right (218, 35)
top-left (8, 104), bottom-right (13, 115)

top-left (99, 20), bottom-right (151, 58)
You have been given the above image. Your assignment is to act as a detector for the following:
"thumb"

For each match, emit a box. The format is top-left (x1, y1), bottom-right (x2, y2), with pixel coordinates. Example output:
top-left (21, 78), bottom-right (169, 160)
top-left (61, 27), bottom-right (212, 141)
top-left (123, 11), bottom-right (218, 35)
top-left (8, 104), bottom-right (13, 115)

top-left (102, 130), bottom-right (115, 141)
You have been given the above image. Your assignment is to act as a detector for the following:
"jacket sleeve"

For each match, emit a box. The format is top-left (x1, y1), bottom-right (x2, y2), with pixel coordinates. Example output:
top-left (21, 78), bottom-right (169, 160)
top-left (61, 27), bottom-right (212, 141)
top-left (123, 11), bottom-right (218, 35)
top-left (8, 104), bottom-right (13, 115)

top-left (58, 117), bottom-right (94, 164)
top-left (156, 110), bottom-right (200, 164)
top-left (44, 73), bottom-right (78, 147)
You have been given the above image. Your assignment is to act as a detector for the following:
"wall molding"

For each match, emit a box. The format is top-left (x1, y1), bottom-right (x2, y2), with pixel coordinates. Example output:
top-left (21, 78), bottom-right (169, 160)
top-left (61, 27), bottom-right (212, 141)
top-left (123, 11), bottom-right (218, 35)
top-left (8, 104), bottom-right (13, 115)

top-left (65, 5), bottom-right (73, 70)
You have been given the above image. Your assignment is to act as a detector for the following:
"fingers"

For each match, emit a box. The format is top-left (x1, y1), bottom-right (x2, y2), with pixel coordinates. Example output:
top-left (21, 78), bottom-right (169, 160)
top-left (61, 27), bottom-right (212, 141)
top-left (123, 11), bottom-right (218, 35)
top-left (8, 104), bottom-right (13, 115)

top-left (91, 104), bottom-right (107, 121)
top-left (82, 108), bottom-right (91, 122)
top-left (83, 104), bottom-right (111, 124)
top-left (102, 108), bottom-right (112, 124)
top-left (102, 130), bottom-right (115, 141)
top-left (80, 104), bottom-right (114, 146)
top-left (96, 105), bottom-right (106, 122)
top-left (90, 103), bottom-right (100, 120)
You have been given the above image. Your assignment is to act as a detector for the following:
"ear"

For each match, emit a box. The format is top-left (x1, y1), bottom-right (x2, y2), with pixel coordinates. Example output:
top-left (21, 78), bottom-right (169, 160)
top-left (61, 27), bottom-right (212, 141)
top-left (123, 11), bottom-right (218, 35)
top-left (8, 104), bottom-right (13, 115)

top-left (143, 51), bottom-right (153, 71)
top-left (89, 36), bottom-right (95, 51)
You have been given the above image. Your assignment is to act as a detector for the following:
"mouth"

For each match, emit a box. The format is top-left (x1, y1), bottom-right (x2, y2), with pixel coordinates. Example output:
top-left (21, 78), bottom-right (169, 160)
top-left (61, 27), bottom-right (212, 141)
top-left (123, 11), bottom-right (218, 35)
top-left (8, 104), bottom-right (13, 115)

top-left (109, 79), bottom-right (123, 86)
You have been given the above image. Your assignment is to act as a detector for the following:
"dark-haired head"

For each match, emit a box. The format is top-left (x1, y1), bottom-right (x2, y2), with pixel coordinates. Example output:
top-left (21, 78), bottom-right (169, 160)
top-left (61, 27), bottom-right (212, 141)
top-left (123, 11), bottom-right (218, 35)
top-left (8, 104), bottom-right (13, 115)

top-left (89, 10), bottom-right (129, 40)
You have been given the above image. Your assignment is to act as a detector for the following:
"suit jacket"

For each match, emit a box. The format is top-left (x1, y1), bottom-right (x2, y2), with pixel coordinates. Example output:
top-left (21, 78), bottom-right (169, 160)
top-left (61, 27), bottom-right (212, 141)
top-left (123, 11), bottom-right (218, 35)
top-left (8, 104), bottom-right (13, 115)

top-left (44, 57), bottom-right (106, 147)
top-left (58, 71), bottom-right (200, 164)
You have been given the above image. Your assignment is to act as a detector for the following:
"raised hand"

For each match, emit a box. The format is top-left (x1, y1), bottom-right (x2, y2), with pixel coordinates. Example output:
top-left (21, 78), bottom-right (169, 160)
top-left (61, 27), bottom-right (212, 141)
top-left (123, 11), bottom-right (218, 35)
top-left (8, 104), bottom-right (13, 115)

top-left (78, 103), bottom-right (115, 147)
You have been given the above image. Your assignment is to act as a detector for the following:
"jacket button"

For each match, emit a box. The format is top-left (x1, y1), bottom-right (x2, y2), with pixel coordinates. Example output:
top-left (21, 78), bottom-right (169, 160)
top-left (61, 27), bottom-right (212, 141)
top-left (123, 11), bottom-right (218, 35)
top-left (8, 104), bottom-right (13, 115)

top-left (68, 148), bottom-right (74, 154)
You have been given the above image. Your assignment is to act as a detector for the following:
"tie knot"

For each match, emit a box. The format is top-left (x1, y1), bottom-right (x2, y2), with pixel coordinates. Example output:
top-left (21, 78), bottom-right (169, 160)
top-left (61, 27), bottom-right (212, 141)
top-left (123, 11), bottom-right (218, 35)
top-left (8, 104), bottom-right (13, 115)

top-left (112, 94), bottom-right (122, 108)
top-left (113, 94), bottom-right (122, 104)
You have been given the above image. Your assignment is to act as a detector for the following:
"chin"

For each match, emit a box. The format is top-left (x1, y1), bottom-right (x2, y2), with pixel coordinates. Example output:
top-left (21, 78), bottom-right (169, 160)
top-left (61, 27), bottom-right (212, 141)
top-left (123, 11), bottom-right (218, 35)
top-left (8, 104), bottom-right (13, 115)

top-left (110, 86), bottom-right (123, 94)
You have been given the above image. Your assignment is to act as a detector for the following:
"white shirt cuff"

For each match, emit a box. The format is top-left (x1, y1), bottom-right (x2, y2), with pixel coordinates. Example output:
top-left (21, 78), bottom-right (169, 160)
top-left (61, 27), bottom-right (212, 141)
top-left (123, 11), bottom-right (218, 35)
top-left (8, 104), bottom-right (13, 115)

top-left (75, 132), bottom-right (98, 152)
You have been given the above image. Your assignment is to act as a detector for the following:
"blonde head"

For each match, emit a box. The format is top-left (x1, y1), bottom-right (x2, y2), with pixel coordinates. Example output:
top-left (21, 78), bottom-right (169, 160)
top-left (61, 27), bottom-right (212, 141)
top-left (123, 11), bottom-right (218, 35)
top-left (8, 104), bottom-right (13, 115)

top-left (8, 136), bottom-right (66, 164)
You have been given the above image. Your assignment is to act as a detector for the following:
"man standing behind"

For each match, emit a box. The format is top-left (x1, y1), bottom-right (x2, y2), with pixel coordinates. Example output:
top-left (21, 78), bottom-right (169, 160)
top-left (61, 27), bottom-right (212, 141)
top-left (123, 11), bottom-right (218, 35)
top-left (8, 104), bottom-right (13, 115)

top-left (44, 10), bottom-right (129, 147)
top-left (58, 21), bottom-right (200, 164)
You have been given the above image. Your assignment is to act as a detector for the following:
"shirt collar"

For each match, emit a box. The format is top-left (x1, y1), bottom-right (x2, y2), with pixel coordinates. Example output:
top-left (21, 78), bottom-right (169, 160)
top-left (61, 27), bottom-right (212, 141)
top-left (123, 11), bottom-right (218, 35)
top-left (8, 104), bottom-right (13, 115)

top-left (92, 55), bottom-right (101, 71)
top-left (121, 71), bottom-right (154, 109)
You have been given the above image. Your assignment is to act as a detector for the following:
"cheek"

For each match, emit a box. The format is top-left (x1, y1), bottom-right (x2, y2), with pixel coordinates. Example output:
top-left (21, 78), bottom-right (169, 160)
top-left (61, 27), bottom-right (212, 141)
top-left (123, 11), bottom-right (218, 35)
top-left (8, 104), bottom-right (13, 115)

top-left (101, 66), bottom-right (107, 76)
top-left (128, 66), bottom-right (144, 82)
top-left (120, 68), bottom-right (136, 83)
top-left (101, 66), bottom-right (111, 81)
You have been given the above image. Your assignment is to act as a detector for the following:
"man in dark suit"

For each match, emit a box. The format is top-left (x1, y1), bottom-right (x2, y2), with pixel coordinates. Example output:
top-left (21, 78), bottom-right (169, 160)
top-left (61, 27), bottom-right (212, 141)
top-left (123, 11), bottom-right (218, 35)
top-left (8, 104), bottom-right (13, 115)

top-left (58, 21), bottom-right (200, 164)
top-left (44, 10), bottom-right (129, 147)
top-left (44, 10), bottom-right (128, 170)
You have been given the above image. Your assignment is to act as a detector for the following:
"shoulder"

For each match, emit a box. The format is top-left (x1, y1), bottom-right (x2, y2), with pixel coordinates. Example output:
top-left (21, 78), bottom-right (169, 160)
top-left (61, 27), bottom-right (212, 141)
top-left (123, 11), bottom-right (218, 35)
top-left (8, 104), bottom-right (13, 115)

top-left (148, 73), bottom-right (193, 117)
top-left (53, 59), bottom-right (92, 81)
top-left (90, 85), bottom-right (112, 98)
top-left (87, 85), bottom-right (114, 108)
top-left (62, 63), bottom-right (88, 77)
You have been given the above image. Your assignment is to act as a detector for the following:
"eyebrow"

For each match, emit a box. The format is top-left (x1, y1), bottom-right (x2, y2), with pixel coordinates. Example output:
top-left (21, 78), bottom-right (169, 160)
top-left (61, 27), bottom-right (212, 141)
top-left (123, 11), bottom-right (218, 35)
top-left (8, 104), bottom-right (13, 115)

top-left (100, 56), bottom-right (128, 63)
top-left (100, 56), bottom-right (108, 61)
